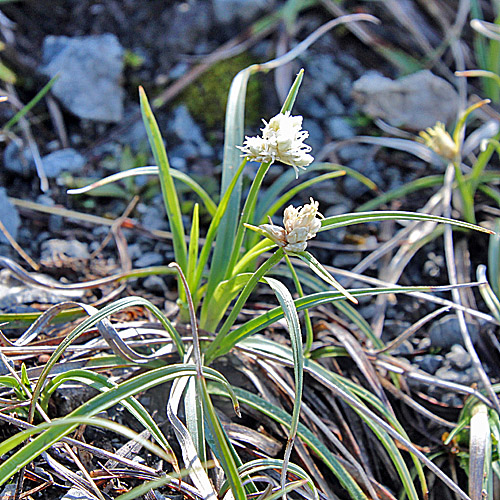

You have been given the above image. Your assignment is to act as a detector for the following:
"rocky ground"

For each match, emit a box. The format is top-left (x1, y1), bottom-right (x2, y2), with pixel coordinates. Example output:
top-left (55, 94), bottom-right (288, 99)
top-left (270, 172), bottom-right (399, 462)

top-left (0, 1), bottom-right (499, 498)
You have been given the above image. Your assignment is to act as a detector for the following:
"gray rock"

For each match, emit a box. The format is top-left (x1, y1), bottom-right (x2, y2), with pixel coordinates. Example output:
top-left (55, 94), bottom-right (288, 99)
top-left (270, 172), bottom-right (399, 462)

top-left (143, 275), bottom-right (168, 293)
top-left (40, 34), bottom-right (124, 122)
top-left (60, 488), bottom-right (96, 500)
top-left (352, 70), bottom-right (459, 130)
top-left (299, 95), bottom-right (329, 120)
top-left (118, 107), bottom-right (148, 152)
top-left (440, 393), bottom-right (464, 408)
top-left (1, 485), bottom-right (16, 498)
top-left (170, 105), bottom-right (213, 157)
top-left (52, 383), bottom-right (99, 417)
top-left (134, 252), bottom-right (164, 268)
top-left (414, 354), bottom-right (443, 375)
top-left (213, 0), bottom-right (274, 24)
top-left (428, 315), bottom-right (480, 349)
top-left (42, 148), bottom-right (86, 178)
top-left (305, 54), bottom-right (344, 88)
top-left (434, 366), bottom-right (479, 386)
top-left (41, 239), bottom-right (90, 261)
top-left (159, 2), bottom-right (212, 57)
top-left (0, 188), bottom-right (20, 244)
top-left (3, 140), bottom-right (34, 175)
top-left (446, 344), bottom-right (472, 370)
top-left (142, 205), bottom-right (167, 231)
top-left (0, 355), bottom-right (14, 376)
top-left (325, 93), bottom-right (345, 115)
top-left (326, 116), bottom-right (355, 140)
top-left (343, 174), bottom-right (371, 199)
top-left (337, 144), bottom-right (371, 162)
top-left (390, 340), bottom-right (414, 356)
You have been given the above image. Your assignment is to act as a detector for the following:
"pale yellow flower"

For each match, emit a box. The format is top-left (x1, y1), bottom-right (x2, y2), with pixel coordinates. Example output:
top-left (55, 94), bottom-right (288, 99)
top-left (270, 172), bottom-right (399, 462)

top-left (419, 122), bottom-right (459, 161)
top-left (238, 112), bottom-right (314, 177)
top-left (259, 198), bottom-right (322, 254)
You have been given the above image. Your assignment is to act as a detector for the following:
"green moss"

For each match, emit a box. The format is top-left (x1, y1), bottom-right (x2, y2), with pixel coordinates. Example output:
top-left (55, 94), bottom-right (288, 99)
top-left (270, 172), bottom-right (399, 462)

top-left (177, 53), bottom-right (263, 130)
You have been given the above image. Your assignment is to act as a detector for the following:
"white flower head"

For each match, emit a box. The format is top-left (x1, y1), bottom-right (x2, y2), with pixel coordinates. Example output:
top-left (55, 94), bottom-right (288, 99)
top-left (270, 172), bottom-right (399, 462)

top-left (238, 111), bottom-right (314, 177)
top-left (259, 198), bottom-right (323, 254)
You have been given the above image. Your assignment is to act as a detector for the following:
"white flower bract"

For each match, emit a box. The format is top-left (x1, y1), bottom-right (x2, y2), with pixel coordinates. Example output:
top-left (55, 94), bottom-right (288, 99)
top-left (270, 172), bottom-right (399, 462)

top-left (259, 198), bottom-right (322, 254)
top-left (238, 111), bottom-right (314, 177)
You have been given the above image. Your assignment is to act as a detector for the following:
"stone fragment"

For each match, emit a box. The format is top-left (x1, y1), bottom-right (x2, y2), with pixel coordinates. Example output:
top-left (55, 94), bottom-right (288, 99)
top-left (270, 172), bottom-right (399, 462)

top-left (0, 187), bottom-right (20, 244)
top-left (40, 34), bottom-right (124, 122)
top-left (42, 148), bottom-right (85, 178)
top-left (446, 344), bottom-right (472, 370)
top-left (428, 315), bottom-right (479, 349)
top-left (352, 70), bottom-right (459, 130)
top-left (3, 140), bottom-right (34, 175)
top-left (213, 0), bottom-right (274, 24)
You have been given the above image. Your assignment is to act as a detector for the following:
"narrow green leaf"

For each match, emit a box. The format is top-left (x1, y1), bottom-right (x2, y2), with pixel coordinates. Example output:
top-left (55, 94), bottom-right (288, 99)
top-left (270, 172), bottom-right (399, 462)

top-left (321, 210), bottom-right (494, 235)
top-left (28, 296), bottom-right (185, 423)
top-left (4, 74), bottom-right (59, 131)
top-left (221, 459), bottom-right (319, 500)
top-left (201, 273), bottom-right (252, 332)
top-left (39, 369), bottom-right (175, 460)
top-left (193, 158), bottom-right (248, 302)
top-left (205, 285), bottom-right (455, 363)
top-left (294, 251), bottom-right (358, 303)
top-left (356, 175), bottom-right (445, 212)
top-left (139, 87), bottom-right (187, 270)
top-left (280, 68), bottom-right (304, 113)
top-left (0, 365), bottom-right (237, 487)
top-left (199, 375), bottom-right (247, 500)
top-left (263, 277), bottom-right (303, 491)
top-left (68, 166), bottom-right (217, 216)
top-left (210, 385), bottom-right (368, 500)
top-left (209, 249), bottom-right (284, 348)
top-left (187, 203), bottom-right (200, 290)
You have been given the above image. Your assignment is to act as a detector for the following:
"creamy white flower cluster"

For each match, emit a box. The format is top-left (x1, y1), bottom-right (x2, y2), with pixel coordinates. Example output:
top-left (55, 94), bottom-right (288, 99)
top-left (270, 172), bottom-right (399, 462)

top-left (259, 198), bottom-right (322, 254)
top-left (238, 112), bottom-right (314, 177)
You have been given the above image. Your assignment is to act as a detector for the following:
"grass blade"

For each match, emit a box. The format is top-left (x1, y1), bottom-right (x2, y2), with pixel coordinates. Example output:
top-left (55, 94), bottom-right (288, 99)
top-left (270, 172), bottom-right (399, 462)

top-left (4, 74), bottom-right (59, 132)
top-left (469, 403), bottom-right (491, 500)
top-left (39, 369), bottom-right (177, 464)
top-left (187, 203), bottom-right (200, 290)
top-left (204, 284), bottom-right (478, 362)
top-left (209, 384), bottom-right (368, 500)
top-left (320, 210), bottom-right (494, 235)
top-left (139, 87), bottom-right (187, 270)
top-left (0, 364), bottom-right (235, 486)
top-left (67, 166), bottom-right (217, 216)
top-left (263, 277), bottom-right (303, 492)
top-left (28, 296), bottom-right (185, 423)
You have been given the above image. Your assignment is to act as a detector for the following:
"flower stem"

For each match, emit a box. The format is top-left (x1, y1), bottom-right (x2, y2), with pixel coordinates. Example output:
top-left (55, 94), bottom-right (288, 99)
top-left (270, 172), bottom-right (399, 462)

top-left (224, 160), bottom-right (272, 279)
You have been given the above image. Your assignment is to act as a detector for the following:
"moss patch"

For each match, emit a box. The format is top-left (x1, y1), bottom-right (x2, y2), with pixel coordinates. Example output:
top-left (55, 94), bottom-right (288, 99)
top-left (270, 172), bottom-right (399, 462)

top-left (177, 52), bottom-right (263, 131)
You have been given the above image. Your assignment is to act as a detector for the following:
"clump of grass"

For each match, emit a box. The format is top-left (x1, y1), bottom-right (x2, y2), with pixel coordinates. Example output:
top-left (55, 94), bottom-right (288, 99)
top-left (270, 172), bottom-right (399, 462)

top-left (1, 10), bottom-right (499, 500)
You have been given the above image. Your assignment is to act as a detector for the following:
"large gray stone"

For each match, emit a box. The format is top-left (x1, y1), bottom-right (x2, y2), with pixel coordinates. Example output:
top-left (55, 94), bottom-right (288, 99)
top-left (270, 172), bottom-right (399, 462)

top-left (42, 148), bottom-right (86, 178)
top-left (428, 315), bottom-right (479, 349)
top-left (0, 187), bottom-right (20, 244)
top-left (352, 70), bottom-right (459, 130)
top-left (40, 34), bottom-right (124, 122)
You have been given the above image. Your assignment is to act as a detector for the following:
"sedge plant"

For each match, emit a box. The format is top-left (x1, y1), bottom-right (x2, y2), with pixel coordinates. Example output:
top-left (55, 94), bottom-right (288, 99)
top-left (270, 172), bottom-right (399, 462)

top-left (0, 40), bottom-right (497, 500)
